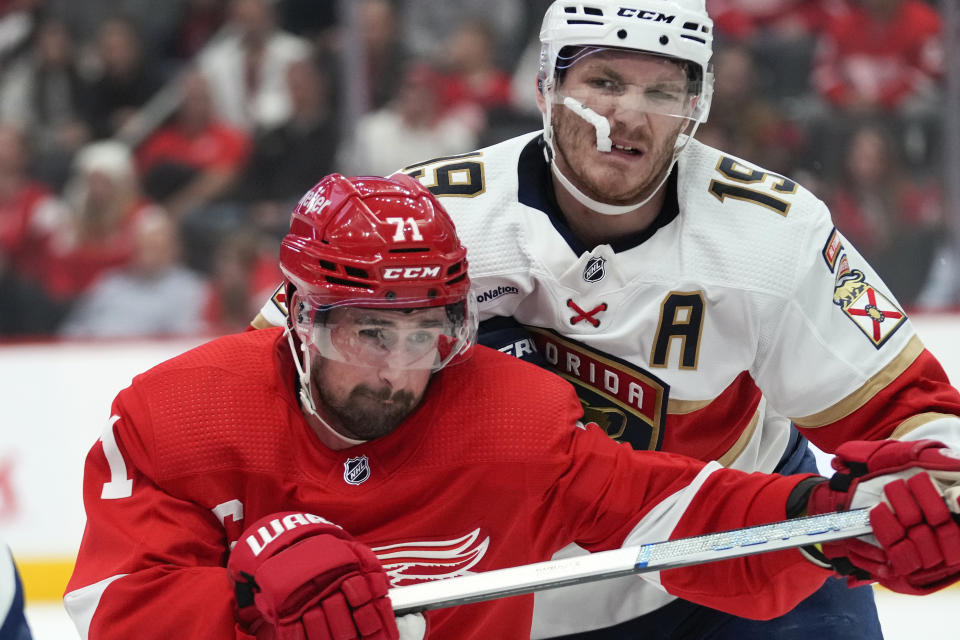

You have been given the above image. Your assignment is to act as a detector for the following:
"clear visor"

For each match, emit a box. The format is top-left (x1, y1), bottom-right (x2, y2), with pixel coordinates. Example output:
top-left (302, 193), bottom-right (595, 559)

top-left (293, 297), bottom-right (478, 371)
top-left (551, 77), bottom-right (700, 120)
top-left (551, 47), bottom-right (703, 121)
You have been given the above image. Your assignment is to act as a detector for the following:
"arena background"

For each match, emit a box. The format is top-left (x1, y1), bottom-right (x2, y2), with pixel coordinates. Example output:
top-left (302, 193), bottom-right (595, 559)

top-left (0, 0), bottom-right (958, 637)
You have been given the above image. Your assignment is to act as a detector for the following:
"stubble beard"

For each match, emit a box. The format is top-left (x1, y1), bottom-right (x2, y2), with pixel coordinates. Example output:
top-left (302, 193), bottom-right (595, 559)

top-left (551, 108), bottom-right (685, 206)
top-left (318, 384), bottom-right (418, 441)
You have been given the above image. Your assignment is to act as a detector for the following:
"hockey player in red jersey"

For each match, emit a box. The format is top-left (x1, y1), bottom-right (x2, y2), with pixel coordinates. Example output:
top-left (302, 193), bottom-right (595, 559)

top-left (67, 173), bottom-right (960, 640)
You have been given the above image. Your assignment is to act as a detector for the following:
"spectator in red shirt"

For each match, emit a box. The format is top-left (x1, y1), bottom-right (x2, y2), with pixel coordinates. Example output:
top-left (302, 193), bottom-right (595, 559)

top-left (137, 68), bottom-right (251, 221)
top-left (0, 124), bottom-right (64, 285)
top-left (437, 20), bottom-right (513, 115)
top-left (45, 140), bottom-right (161, 301)
top-left (137, 68), bottom-right (252, 273)
top-left (0, 124), bottom-right (69, 333)
top-left (708, 0), bottom-right (842, 41)
top-left (812, 0), bottom-right (942, 114)
top-left (707, 0), bottom-right (849, 99)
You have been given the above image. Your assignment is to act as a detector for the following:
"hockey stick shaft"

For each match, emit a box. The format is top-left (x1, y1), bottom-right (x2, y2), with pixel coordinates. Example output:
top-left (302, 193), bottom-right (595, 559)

top-left (388, 508), bottom-right (873, 615)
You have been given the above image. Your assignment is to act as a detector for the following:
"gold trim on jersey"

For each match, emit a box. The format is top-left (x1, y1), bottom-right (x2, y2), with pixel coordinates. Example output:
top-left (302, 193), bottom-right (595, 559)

top-left (249, 312), bottom-right (275, 330)
top-left (717, 407), bottom-right (761, 467)
top-left (792, 335), bottom-right (925, 428)
top-left (667, 397), bottom-right (712, 415)
top-left (890, 412), bottom-right (959, 439)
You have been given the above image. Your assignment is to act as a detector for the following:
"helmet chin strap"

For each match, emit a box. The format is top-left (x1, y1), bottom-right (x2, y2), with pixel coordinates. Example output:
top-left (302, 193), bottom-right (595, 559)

top-left (546, 96), bottom-right (696, 217)
top-left (286, 326), bottom-right (367, 448)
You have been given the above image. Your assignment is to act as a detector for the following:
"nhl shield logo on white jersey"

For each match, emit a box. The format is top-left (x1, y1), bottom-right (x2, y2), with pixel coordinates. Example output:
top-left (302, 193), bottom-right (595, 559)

top-left (583, 256), bottom-right (606, 283)
top-left (343, 455), bottom-right (370, 485)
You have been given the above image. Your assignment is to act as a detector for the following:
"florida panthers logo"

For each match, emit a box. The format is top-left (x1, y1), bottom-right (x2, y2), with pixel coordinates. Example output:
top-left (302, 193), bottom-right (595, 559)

top-left (343, 456), bottom-right (370, 485)
top-left (371, 529), bottom-right (490, 587)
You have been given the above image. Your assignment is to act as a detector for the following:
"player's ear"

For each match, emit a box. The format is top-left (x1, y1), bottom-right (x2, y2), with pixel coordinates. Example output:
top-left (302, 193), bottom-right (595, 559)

top-left (535, 77), bottom-right (546, 115)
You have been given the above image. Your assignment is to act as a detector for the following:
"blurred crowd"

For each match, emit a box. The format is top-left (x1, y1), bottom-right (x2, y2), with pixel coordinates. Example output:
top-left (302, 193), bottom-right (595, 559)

top-left (0, 0), bottom-right (954, 339)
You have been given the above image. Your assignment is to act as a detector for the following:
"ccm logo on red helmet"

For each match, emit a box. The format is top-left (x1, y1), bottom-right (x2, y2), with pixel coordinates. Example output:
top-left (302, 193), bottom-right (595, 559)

top-left (383, 266), bottom-right (441, 280)
top-left (617, 8), bottom-right (676, 22)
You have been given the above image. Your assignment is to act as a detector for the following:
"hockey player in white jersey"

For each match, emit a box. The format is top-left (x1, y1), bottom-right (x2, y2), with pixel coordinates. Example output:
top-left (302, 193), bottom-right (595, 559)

top-left (251, 1), bottom-right (960, 638)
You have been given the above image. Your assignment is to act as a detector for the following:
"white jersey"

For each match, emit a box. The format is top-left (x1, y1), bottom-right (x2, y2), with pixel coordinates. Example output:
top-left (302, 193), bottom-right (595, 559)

top-left (255, 132), bottom-right (960, 636)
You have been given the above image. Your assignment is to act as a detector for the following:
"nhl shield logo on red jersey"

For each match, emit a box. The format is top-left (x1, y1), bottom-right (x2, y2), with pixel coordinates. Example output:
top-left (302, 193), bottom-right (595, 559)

top-left (343, 456), bottom-right (370, 485)
top-left (583, 256), bottom-right (606, 283)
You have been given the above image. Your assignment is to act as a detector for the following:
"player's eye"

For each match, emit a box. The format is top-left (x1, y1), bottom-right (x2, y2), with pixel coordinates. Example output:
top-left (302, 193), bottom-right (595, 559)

top-left (645, 86), bottom-right (683, 102)
top-left (586, 77), bottom-right (620, 93)
top-left (407, 331), bottom-right (437, 349)
top-left (358, 328), bottom-right (396, 351)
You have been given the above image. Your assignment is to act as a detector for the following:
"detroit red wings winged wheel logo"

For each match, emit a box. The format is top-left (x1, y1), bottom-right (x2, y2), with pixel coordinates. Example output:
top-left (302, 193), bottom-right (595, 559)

top-left (371, 528), bottom-right (490, 587)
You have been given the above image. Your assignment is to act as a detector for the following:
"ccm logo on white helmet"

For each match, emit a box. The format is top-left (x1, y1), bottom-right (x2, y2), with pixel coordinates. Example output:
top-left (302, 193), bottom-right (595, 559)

top-left (383, 266), bottom-right (441, 280)
top-left (617, 7), bottom-right (676, 22)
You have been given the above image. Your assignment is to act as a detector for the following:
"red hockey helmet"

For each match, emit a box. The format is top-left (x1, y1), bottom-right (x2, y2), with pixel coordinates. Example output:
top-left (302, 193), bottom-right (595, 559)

top-left (280, 173), bottom-right (476, 374)
top-left (280, 172), bottom-right (469, 309)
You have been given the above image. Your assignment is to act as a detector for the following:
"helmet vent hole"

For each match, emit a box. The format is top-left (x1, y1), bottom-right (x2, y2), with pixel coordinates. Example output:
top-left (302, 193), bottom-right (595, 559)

top-left (563, 5), bottom-right (576, 13)
top-left (659, 35), bottom-right (669, 45)
top-left (325, 275), bottom-right (372, 290)
top-left (389, 247), bottom-right (429, 254)
top-left (617, 29), bottom-right (627, 40)
top-left (446, 273), bottom-right (468, 287)
top-left (583, 6), bottom-right (603, 16)
top-left (446, 262), bottom-right (463, 276)
top-left (318, 259), bottom-right (336, 271)
top-left (344, 266), bottom-right (368, 279)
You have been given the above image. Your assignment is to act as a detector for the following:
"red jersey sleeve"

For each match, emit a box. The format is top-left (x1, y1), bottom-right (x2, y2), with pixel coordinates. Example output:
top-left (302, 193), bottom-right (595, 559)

top-left (553, 423), bottom-right (830, 620)
top-left (64, 393), bottom-right (248, 640)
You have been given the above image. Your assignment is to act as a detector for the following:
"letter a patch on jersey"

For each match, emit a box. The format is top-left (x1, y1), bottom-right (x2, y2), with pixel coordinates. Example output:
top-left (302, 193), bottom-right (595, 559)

top-left (832, 268), bottom-right (905, 348)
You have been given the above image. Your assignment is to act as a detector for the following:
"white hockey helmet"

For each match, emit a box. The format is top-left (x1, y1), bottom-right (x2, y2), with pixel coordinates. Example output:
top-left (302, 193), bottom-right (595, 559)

top-left (538, 0), bottom-right (715, 214)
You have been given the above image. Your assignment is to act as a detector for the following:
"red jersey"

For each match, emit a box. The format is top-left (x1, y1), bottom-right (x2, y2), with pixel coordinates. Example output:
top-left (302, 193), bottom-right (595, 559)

top-left (64, 328), bottom-right (828, 639)
top-left (137, 122), bottom-right (250, 174)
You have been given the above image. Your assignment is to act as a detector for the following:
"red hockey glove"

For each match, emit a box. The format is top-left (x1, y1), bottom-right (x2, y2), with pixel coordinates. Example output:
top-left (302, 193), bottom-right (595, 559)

top-left (227, 511), bottom-right (398, 640)
top-left (800, 439), bottom-right (960, 595)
